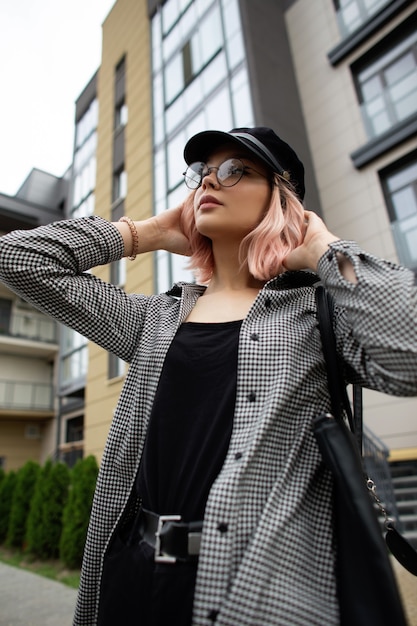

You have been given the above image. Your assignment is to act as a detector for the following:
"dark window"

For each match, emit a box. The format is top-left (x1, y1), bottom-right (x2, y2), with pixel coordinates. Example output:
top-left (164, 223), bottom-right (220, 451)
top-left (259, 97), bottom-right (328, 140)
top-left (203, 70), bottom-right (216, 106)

top-left (352, 19), bottom-right (417, 139)
top-left (0, 298), bottom-right (12, 335)
top-left (66, 415), bottom-right (84, 443)
top-left (380, 151), bottom-right (417, 271)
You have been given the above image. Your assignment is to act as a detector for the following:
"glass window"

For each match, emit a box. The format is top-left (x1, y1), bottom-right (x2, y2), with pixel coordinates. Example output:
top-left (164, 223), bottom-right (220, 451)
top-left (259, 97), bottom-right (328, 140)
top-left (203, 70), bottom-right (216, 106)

top-left (66, 415), bottom-right (84, 443)
top-left (162, 0), bottom-right (180, 34)
top-left (113, 170), bottom-right (127, 202)
top-left (115, 102), bottom-right (128, 128)
top-left (231, 68), bottom-right (254, 128)
top-left (206, 86), bottom-right (233, 130)
top-left (154, 148), bottom-right (167, 202)
top-left (355, 30), bottom-right (417, 139)
top-left (201, 51), bottom-right (227, 98)
top-left (164, 52), bottom-right (184, 104)
top-left (110, 258), bottom-right (126, 287)
top-left (197, 6), bottom-right (222, 68)
top-left (108, 353), bottom-right (125, 379)
top-left (381, 154), bottom-right (417, 270)
top-left (75, 99), bottom-right (98, 148)
top-left (334, 0), bottom-right (390, 38)
top-left (156, 250), bottom-right (172, 293)
top-left (61, 345), bottom-right (88, 386)
top-left (151, 0), bottom-right (251, 288)
top-left (167, 130), bottom-right (187, 190)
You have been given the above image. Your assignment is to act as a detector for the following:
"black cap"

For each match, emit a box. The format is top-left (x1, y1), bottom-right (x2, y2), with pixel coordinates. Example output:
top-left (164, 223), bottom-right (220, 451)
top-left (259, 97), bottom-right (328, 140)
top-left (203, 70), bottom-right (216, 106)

top-left (183, 126), bottom-right (305, 200)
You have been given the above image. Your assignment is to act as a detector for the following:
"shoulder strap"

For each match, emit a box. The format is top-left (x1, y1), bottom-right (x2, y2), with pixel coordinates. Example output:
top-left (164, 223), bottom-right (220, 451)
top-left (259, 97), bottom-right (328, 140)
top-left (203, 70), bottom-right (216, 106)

top-left (315, 285), bottom-right (363, 451)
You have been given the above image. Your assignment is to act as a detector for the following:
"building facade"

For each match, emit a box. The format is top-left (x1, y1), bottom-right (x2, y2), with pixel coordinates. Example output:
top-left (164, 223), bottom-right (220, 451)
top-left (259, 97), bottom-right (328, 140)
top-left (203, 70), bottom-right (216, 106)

top-left (84, 0), bottom-right (416, 465)
top-left (0, 172), bottom-right (68, 470)
top-left (2, 0), bottom-right (416, 470)
top-left (284, 0), bottom-right (417, 458)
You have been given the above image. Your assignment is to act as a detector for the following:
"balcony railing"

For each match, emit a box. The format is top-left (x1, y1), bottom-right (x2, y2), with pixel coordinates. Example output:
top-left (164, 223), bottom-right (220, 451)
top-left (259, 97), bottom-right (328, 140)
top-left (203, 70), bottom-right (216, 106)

top-left (0, 379), bottom-right (54, 412)
top-left (0, 310), bottom-right (57, 344)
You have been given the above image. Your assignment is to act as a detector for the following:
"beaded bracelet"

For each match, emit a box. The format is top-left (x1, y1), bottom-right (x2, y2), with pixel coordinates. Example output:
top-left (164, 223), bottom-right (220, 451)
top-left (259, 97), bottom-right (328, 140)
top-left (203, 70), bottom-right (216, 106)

top-left (119, 216), bottom-right (139, 261)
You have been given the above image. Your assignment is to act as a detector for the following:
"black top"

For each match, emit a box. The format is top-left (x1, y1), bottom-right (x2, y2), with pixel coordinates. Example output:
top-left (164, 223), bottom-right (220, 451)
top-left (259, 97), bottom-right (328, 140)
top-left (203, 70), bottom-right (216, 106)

top-left (136, 320), bottom-right (242, 521)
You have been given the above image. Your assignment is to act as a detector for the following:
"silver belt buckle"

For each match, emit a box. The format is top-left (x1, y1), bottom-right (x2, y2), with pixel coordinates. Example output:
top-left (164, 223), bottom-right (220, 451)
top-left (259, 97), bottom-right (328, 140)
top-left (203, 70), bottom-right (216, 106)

top-left (154, 514), bottom-right (181, 563)
top-left (188, 532), bottom-right (201, 556)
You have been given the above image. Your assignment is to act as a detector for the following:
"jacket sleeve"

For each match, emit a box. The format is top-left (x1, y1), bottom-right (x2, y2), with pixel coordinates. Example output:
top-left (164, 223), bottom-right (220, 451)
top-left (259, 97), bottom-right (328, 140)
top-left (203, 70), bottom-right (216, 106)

top-left (0, 215), bottom-right (150, 362)
top-left (317, 240), bottom-right (417, 397)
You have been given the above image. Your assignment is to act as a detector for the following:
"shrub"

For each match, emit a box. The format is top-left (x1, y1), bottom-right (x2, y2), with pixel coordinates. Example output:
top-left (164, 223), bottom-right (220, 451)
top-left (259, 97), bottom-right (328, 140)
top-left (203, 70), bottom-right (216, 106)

top-left (0, 471), bottom-right (17, 543)
top-left (60, 455), bottom-right (99, 569)
top-left (25, 459), bottom-right (52, 556)
top-left (6, 460), bottom-right (40, 549)
top-left (40, 461), bottom-right (70, 558)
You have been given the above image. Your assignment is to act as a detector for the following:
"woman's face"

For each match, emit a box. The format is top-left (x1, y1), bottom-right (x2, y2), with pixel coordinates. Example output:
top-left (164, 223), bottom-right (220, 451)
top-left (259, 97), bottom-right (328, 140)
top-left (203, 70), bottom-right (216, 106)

top-left (192, 146), bottom-right (272, 243)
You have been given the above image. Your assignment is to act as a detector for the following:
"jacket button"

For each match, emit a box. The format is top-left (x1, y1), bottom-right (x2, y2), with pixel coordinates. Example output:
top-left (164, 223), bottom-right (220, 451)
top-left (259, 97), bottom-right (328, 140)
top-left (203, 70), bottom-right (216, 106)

top-left (208, 609), bottom-right (219, 621)
top-left (217, 522), bottom-right (228, 533)
top-left (264, 298), bottom-right (271, 307)
top-left (234, 452), bottom-right (243, 460)
top-left (247, 392), bottom-right (256, 402)
top-left (250, 332), bottom-right (259, 341)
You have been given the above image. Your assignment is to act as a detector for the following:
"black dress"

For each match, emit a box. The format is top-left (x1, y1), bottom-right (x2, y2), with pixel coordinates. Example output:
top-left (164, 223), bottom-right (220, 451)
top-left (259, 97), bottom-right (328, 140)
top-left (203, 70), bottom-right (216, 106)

top-left (98, 320), bottom-right (242, 625)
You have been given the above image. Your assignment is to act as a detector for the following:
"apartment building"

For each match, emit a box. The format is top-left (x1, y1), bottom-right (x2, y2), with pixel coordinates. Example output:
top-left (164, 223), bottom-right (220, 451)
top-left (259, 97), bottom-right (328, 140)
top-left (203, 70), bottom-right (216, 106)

top-left (83, 0), bottom-right (416, 466)
top-left (2, 0), bottom-right (416, 471)
top-left (285, 0), bottom-right (417, 459)
top-left (0, 172), bottom-right (68, 470)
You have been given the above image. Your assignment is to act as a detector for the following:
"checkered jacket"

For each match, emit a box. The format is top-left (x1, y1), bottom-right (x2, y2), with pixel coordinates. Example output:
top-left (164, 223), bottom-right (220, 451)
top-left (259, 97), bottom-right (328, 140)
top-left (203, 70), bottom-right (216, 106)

top-left (1, 216), bottom-right (416, 626)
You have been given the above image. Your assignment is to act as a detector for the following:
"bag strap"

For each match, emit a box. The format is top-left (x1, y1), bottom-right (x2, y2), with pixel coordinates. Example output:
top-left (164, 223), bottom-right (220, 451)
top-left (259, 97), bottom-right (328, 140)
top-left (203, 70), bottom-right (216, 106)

top-left (315, 285), bottom-right (363, 450)
top-left (315, 284), bottom-right (417, 576)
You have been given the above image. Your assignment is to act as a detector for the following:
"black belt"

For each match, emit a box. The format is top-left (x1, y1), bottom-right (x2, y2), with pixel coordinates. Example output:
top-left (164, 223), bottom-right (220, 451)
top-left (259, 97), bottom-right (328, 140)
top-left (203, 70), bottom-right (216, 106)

top-left (138, 508), bottom-right (203, 563)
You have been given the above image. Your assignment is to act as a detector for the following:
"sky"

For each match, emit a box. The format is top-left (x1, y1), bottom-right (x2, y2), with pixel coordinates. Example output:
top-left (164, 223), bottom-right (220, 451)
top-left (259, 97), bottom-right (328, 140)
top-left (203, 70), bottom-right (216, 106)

top-left (0, 0), bottom-right (116, 196)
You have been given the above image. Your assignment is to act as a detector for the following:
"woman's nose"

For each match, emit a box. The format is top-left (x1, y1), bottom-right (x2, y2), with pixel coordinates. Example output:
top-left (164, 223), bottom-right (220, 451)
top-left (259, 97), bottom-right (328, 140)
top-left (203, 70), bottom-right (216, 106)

top-left (201, 167), bottom-right (219, 189)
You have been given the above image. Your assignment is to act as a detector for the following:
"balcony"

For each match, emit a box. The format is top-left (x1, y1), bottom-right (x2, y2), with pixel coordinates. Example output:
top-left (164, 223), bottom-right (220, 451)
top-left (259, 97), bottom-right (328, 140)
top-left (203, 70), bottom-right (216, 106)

top-left (0, 378), bottom-right (55, 418)
top-left (0, 309), bottom-right (58, 358)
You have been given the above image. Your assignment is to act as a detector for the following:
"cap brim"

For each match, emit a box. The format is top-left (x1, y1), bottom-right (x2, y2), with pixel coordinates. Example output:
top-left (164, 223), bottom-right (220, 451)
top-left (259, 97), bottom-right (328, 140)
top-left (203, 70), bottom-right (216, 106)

top-left (183, 130), bottom-right (277, 173)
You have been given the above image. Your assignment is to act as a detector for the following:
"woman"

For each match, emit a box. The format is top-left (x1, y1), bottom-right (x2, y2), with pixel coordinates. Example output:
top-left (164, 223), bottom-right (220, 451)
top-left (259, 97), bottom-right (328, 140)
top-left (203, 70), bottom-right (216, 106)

top-left (0, 127), bottom-right (416, 625)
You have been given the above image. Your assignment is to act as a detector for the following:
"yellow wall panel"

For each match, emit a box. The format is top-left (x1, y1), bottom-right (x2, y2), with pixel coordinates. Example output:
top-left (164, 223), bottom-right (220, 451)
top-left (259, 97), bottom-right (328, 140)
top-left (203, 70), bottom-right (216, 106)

top-left (84, 0), bottom-right (153, 461)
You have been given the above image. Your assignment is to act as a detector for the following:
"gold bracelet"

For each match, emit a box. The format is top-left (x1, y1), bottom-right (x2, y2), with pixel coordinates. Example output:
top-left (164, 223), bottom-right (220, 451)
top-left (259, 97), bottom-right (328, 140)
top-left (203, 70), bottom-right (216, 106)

top-left (119, 216), bottom-right (139, 261)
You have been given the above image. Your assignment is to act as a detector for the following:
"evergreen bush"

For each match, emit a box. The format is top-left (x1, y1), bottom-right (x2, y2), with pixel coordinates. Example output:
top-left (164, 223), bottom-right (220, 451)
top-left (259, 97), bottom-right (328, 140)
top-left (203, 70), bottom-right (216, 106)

top-left (40, 461), bottom-right (70, 558)
top-left (60, 455), bottom-right (99, 569)
top-left (0, 471), bottom-right (17, 543)
top-left (6, 460), bottom-right (40, 549)
top-left (25, 459), bottom-right (52, 556)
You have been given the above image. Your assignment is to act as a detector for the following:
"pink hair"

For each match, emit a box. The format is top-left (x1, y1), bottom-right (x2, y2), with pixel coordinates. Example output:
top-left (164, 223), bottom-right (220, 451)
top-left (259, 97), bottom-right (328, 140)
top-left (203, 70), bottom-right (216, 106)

top-left (180, 175), bottom-right (305, 284)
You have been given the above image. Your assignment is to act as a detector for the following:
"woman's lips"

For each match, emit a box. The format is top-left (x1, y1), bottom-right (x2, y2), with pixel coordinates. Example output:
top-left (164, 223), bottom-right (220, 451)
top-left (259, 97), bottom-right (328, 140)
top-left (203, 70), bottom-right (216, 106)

top-left (199, 195), bottom-right (221, 210)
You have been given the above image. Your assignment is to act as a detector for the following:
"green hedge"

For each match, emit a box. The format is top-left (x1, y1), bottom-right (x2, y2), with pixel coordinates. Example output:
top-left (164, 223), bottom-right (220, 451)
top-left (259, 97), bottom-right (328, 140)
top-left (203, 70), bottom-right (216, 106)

top-left (0, 456), bottom-right (98, 568)
top-left (60, 455), bottom-right (99, 569)
top-left (0, 471), bottom-right (17, 543)
top-left (6, 460), bottom-right (40, 549)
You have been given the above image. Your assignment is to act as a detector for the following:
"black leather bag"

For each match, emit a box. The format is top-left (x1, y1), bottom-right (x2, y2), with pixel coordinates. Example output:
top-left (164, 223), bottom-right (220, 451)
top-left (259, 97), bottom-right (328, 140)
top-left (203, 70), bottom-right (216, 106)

top-left (313, 286), bottom-right (409, 626)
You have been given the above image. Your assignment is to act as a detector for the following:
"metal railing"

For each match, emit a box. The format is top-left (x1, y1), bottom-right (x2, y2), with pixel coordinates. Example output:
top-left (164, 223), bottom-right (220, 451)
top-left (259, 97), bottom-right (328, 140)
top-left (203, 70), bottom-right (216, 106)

top-left (363, 426), bottom-right (402, 531)
top-left (0, 379), bottom-right (54, 412)
top-left (1, 310), bottom-right (57, 344)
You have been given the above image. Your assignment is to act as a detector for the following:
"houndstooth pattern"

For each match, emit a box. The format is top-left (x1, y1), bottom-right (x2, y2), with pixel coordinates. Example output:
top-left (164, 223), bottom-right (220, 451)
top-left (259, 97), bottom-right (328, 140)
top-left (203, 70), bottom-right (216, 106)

top-left (1, 216), bottom-right (417, 625)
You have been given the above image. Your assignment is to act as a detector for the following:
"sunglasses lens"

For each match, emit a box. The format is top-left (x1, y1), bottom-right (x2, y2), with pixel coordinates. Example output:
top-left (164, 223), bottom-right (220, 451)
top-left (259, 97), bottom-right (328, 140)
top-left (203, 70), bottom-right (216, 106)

top-left (184, 162), bottom-right (205, 189)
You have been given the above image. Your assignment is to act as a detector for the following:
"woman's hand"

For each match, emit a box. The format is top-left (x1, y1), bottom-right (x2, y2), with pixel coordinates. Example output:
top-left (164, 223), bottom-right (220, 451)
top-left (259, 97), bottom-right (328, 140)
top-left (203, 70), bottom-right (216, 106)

top-left (116, 203), bottom-right (192, 258)
top-left (152, 204), bottom-right (192, 256)
top-left (283, 211), bottom-right (357, 283)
